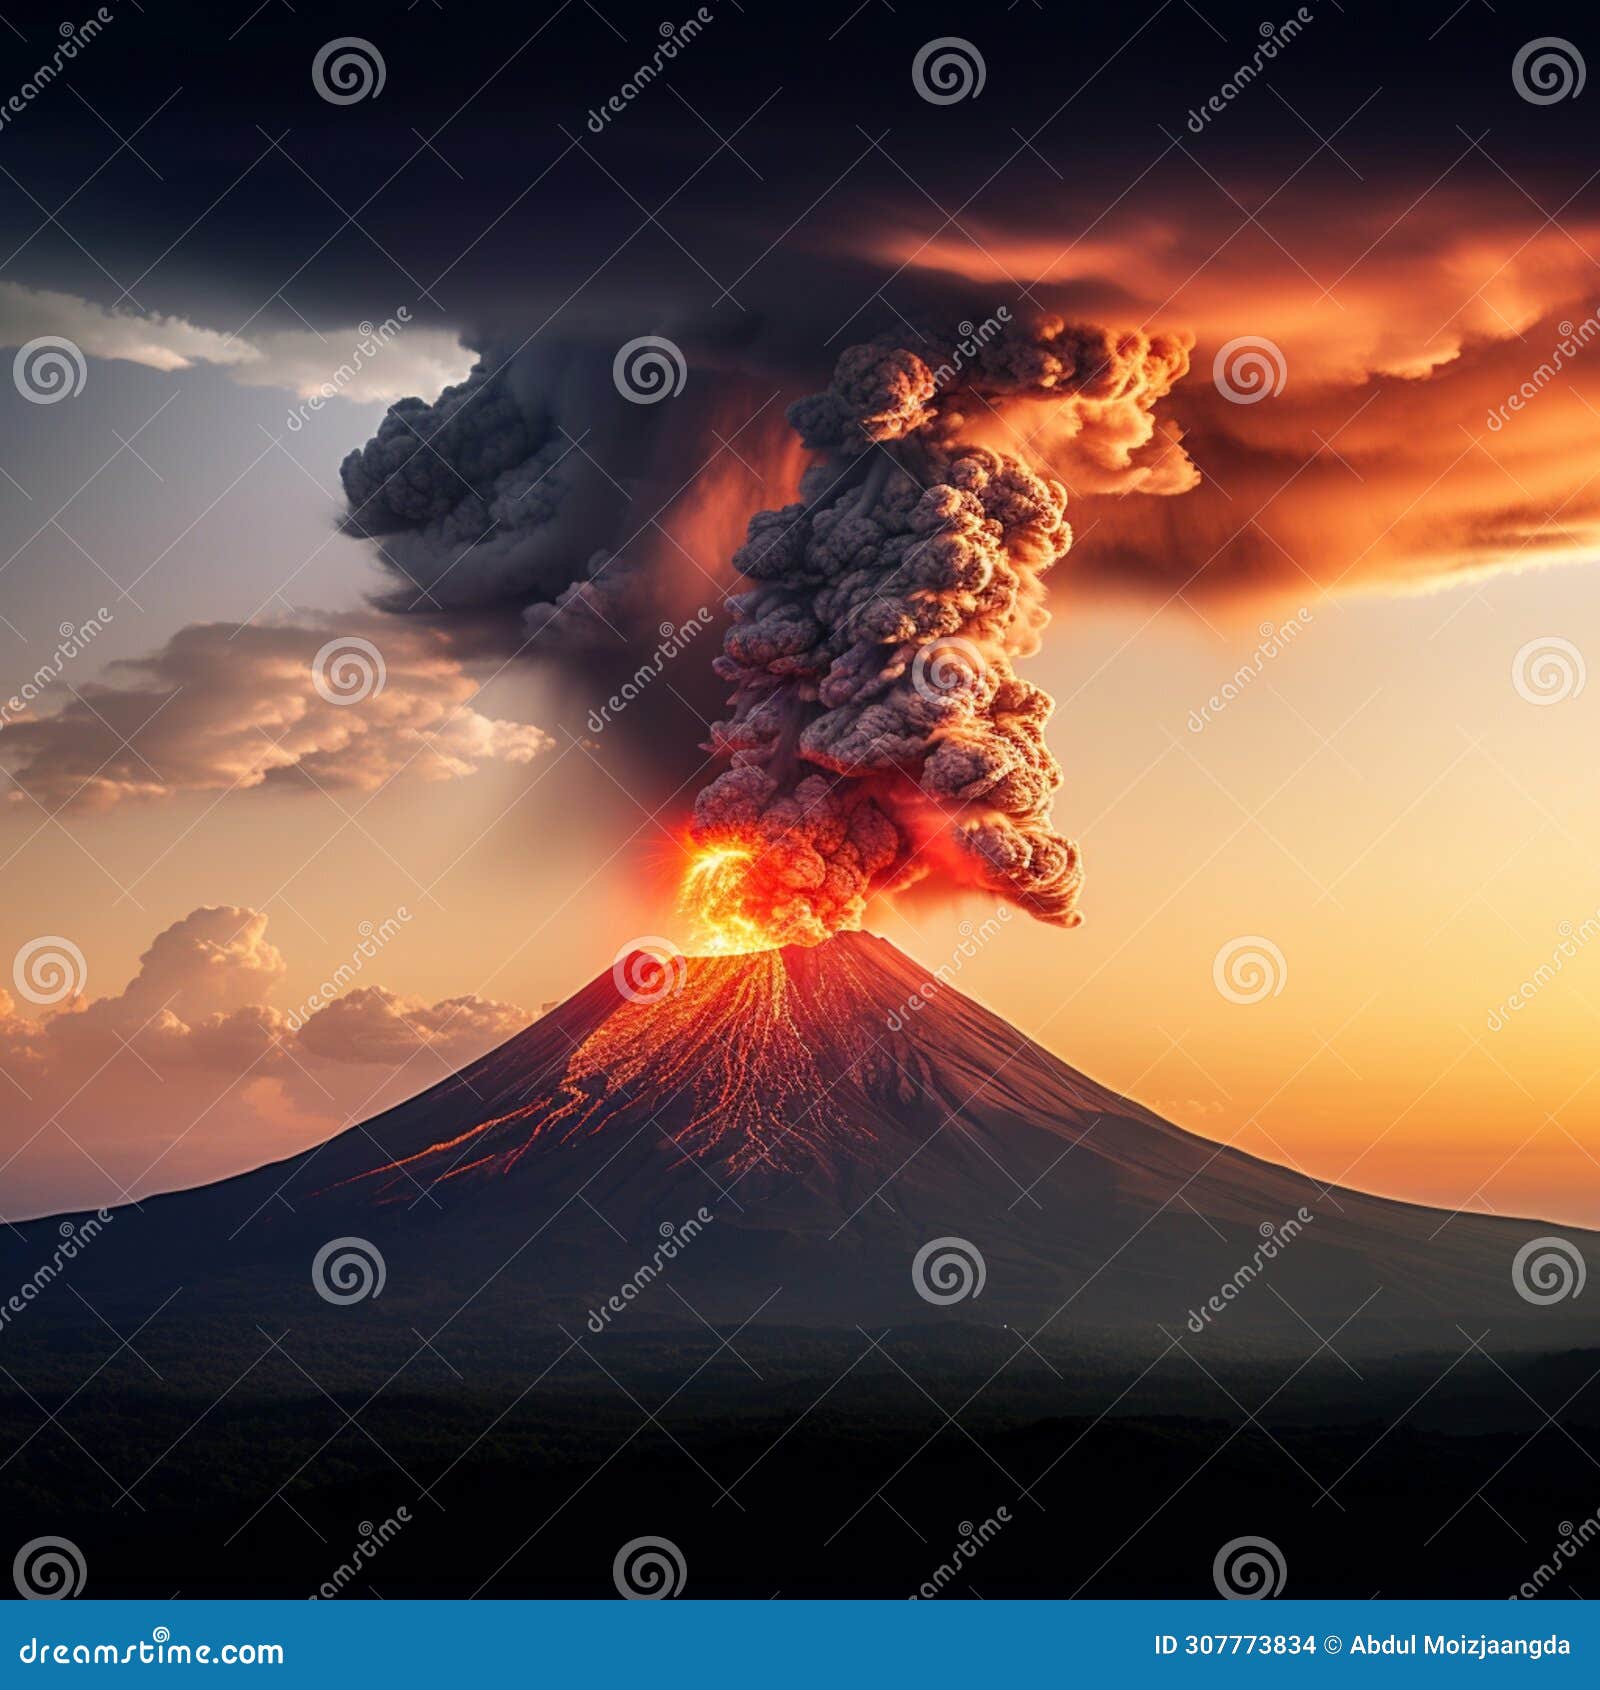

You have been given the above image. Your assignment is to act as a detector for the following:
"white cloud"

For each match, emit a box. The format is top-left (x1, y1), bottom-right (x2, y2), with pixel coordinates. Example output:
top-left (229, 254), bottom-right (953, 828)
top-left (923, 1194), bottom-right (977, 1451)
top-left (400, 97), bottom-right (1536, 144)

top-left (0, 282), bottom-right (473, 403)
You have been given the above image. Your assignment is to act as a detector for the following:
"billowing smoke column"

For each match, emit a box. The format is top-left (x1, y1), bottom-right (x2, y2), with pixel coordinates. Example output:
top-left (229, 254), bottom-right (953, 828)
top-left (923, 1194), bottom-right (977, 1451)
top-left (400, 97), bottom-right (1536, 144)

top-left (690, 316), bottom-right (1191, 946)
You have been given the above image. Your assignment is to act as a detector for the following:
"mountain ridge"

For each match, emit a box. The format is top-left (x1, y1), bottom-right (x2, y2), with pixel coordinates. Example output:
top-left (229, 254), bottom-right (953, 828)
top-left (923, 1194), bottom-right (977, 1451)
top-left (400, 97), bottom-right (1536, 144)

top-left (4, 930), bottom-right (1595, 1357)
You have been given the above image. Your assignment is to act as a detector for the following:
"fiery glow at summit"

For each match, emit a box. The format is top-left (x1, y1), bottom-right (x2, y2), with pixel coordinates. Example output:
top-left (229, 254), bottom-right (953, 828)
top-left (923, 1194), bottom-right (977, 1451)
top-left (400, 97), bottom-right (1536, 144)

top-left (679, 841), bottom-right (783, 955)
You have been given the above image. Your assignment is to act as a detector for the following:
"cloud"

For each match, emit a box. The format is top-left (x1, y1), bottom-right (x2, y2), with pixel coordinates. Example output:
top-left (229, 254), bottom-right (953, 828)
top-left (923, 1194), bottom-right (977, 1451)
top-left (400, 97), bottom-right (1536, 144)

top-left (0, 905), bottom-right (528, 1075)
top-left (863, 186), bottom-right (1600, 603)
top-left (294, 986), bottom-right (528, 1067)
top-left (0, 905), bottom-right (532, 1215)
top-left (0, 282), bottom-right (472, 403)
top-left (0, 615), bottom-right (552, 810)
top-left (112, 904), bottom-right (288, 1022)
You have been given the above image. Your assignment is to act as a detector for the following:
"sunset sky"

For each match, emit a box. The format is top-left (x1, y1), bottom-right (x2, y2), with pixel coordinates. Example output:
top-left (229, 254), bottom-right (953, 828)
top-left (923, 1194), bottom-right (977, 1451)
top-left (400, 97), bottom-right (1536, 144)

top-left (2, 0), bottom-right (1598, 1225)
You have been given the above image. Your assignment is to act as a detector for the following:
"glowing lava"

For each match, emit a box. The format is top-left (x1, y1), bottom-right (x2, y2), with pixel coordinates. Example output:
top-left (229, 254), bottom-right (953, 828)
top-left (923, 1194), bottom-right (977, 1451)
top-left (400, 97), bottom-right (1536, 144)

top-left (679, 840), bottom-right (784, 955)
top-left (337, 941), bottom-right (911, 1196)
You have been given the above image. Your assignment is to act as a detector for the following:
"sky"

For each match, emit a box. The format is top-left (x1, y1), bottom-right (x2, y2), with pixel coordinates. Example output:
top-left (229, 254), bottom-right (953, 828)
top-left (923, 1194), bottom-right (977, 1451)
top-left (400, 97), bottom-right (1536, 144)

top-left (1, 0), bottom-right (1599, 1224)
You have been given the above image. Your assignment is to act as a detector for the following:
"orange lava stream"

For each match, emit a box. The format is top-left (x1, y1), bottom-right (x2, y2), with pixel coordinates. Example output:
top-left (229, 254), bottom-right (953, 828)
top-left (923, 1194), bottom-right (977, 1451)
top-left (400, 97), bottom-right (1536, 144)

top-left (518, 952), bottom-right (855, 1174)
top-left (341, 949), bottom-right (884, 1200)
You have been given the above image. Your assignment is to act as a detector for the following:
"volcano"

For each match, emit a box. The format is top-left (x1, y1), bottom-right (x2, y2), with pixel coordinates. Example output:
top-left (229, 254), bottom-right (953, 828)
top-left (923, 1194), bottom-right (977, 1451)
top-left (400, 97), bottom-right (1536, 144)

top-left (12, 931), bottom-right (1595, 1360)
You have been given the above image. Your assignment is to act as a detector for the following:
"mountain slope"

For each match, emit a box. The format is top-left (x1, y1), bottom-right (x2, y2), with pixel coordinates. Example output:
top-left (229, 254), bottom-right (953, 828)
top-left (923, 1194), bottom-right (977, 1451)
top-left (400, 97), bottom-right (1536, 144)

top-left (6, 931), bottom-right (1595, 1357)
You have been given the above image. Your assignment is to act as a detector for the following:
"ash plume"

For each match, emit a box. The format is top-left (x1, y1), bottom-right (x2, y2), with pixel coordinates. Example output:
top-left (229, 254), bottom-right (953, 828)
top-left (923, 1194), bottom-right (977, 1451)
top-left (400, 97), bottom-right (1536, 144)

top-left (338, 341), bottom-right (654, 631)
top-left (690, 316), bottom-right (1191, 944)
top-left (336, 336), bottom-right (773, 789)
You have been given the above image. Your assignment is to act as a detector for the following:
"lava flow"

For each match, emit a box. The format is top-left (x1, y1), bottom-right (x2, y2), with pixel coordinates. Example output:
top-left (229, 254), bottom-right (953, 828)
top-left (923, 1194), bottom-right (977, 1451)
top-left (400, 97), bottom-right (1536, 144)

top-left (340, 938), bottom-right (921, 1200)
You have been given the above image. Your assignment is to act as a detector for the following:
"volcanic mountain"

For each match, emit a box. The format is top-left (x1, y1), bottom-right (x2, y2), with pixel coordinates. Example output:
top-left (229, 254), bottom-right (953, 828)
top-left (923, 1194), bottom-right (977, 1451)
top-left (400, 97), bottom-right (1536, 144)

top-left (11, 931), bottom-right (1596, 1363)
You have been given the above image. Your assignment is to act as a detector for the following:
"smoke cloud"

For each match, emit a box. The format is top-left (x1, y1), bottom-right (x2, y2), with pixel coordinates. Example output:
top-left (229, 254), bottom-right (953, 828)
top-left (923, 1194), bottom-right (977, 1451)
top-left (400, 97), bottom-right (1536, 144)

top-left (338, 340), bottom-right (756, 643)
top-left (690, 315), bottom-right (1193, 943)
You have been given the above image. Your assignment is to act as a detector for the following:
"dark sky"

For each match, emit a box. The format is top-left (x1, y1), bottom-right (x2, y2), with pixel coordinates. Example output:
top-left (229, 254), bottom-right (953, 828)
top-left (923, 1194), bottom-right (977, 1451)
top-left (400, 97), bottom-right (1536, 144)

top-left (7, 0), bottom-right (1595, 351)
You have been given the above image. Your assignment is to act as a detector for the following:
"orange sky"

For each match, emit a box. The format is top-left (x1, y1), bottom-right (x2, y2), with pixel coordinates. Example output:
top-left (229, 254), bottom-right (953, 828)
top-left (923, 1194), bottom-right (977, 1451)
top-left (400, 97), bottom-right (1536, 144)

top-left (5, 166), bottom-right (1600, 1226)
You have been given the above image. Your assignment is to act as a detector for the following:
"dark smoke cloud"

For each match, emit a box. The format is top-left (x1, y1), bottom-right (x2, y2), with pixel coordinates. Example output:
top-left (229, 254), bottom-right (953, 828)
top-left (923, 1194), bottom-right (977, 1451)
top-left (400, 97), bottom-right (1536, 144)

top-left (338, 339), bottom-right (764, 640)
top-left (340, 343), bottom-right (612, 623)
top-left (337, 336), bottom-right (783, 794)
top-left (689, 316), bottom-right (1193, 942)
